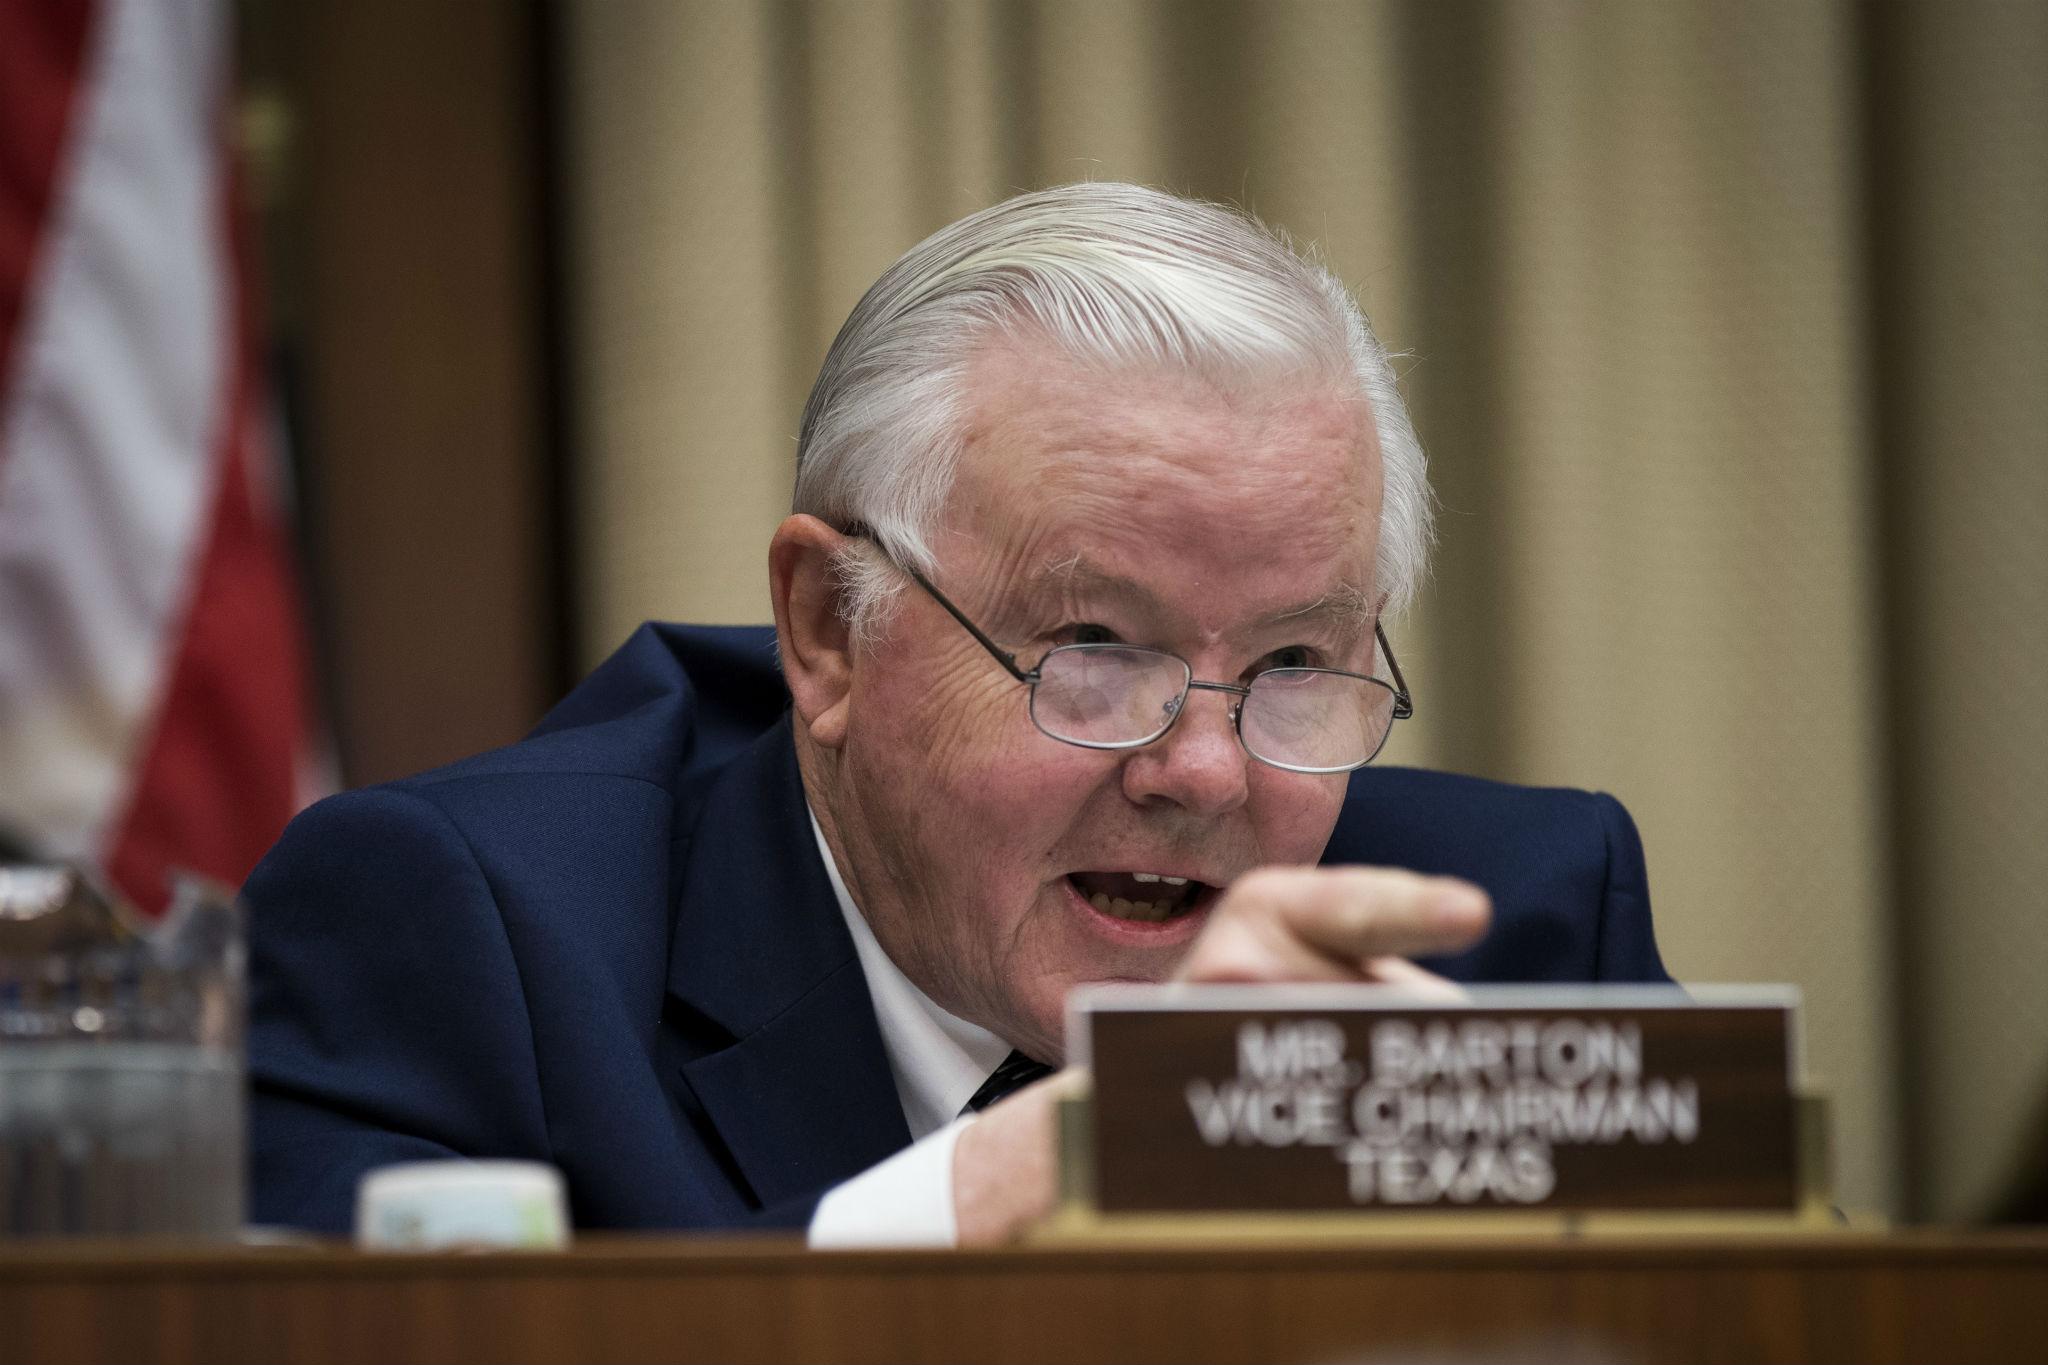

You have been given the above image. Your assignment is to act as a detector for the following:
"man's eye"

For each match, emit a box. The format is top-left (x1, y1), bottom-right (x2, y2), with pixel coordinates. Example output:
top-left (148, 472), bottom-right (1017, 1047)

top-left (1263, 645), bottom-right (1315, 671)
top-left (1067, 623), bottom-right (1119, 646)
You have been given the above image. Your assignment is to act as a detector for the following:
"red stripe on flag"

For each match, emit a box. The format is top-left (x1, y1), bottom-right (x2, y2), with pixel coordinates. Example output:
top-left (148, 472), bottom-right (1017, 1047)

top-left (0, 0), bottom-right (99, 404)
top-left (104, 147), bottom-right (314, 913)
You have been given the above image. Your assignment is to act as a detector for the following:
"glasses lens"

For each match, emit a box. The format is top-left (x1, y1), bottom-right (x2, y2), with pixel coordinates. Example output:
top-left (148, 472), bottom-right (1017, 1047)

top-left (1241, 669), bottom-right (1398, 772)
top-left (1031, 645), bottom-right (1191, 747)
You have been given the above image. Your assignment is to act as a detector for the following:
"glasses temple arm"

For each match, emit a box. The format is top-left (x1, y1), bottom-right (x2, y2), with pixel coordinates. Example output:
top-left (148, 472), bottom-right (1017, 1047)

top-left (1377, 621), bottom-right (1415, 720)
top-left (902, 565), bottom-right (1035, 683)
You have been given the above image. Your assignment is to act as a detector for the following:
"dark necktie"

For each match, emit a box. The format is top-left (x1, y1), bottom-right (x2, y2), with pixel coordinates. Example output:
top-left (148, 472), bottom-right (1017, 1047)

top-left (963, 1049), bottom-right (1054, 1113)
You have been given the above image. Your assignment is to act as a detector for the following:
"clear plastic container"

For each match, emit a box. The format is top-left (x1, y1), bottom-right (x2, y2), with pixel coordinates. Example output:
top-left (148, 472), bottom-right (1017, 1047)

top-left (0, 870), bottom-right (244, 1237)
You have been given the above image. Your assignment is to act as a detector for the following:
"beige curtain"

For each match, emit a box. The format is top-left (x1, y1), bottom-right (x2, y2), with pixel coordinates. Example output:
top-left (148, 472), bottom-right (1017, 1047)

top-left (559, 0), bottom-right (2047, 1222)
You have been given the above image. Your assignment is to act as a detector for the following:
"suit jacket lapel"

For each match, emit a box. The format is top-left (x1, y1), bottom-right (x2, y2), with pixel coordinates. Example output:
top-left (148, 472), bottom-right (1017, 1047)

top-left (664, 714), bottom-right (912, 1210)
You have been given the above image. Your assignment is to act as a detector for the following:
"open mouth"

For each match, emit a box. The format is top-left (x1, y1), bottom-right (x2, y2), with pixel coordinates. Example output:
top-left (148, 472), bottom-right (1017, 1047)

top-left (1065, 870), bottom-right (1211, 924)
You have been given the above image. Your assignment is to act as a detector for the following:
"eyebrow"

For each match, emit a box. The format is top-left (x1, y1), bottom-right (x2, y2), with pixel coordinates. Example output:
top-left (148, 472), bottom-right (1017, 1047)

top-left (1273, 582), bottom-right (1375, 627)
top-left (1025, 555), bottom-right (1374, 633)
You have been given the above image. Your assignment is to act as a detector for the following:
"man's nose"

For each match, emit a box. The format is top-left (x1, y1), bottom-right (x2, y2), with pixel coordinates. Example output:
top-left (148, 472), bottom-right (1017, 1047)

top-left (1118, 686), bottom-right (1250, 816)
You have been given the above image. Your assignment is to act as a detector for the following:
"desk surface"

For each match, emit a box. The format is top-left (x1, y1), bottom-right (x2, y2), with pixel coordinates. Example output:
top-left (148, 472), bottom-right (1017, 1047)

top-left (6, 1230), bottom-right (2047, 1365)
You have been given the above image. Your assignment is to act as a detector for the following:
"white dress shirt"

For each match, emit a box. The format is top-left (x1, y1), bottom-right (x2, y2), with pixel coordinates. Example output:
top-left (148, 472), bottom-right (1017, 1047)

top-left (804, 811), bottom-right (1012, 1248)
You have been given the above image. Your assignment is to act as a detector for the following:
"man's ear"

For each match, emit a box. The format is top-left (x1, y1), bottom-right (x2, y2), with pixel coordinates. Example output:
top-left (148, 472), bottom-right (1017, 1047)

top-left (769, 515), bottom-right (855, 749)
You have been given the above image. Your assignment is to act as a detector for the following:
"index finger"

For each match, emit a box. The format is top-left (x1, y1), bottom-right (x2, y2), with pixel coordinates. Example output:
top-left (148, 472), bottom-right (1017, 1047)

top-left (1257, 865), bottom-right (1491, 962)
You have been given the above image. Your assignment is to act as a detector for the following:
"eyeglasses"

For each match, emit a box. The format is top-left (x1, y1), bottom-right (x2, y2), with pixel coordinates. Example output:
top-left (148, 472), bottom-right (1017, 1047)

top-left (869, 541), bottom-right (1413, 774)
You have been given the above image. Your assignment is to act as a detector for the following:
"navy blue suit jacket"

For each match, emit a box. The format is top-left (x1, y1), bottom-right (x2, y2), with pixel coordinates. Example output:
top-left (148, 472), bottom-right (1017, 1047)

top-left (247, 624), bottom-right (1669, 1234)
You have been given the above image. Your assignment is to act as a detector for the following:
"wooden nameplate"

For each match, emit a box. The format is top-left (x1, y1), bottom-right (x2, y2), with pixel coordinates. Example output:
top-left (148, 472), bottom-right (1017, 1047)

top-left (1036, 984), bottom-right (1840, 1242)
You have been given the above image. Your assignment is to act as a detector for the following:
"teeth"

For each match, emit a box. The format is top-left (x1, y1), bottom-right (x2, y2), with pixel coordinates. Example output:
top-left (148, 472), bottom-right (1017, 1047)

top-left (1160, 875), bottom-right (1189, 886)
top-left (1132, 872), bottom-right (1160, 883)
top-left (1087, 890), bottom-right (1172, 923)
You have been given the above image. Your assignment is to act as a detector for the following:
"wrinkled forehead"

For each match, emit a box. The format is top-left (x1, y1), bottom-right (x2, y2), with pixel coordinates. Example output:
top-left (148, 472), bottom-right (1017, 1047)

top-left (943, 341), bottom-right (1383, 633)
top-left (956, 335), bottom-right (1376, 489)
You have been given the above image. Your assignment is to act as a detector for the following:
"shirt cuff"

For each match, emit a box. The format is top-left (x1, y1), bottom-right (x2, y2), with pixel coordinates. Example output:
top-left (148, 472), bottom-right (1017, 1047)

top-left (807, 1115), bottom-right (971, 1249)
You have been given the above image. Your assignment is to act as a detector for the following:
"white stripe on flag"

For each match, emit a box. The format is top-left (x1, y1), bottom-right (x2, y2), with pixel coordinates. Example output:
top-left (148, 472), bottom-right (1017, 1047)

top-left (0, 0), bottom-right (228, 861)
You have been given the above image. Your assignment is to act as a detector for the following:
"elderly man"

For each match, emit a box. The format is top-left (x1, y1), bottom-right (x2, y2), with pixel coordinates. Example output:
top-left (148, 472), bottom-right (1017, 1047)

top-left (247, 183), bottom-right (1667, 1245)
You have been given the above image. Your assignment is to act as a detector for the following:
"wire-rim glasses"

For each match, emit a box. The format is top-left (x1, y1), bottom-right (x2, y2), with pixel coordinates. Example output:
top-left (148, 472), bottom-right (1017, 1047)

top-left (863, 537), bottom-right (1414, 774)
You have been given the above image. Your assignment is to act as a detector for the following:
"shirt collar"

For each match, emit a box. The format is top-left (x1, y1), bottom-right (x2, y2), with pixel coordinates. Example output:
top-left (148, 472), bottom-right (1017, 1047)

top-left (808, 809), bottom-right (1011, 1139)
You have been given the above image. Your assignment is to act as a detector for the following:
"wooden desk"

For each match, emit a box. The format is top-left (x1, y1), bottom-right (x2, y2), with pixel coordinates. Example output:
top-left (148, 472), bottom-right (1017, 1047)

top-left (5, 1231), bottom-right (2046, 1365)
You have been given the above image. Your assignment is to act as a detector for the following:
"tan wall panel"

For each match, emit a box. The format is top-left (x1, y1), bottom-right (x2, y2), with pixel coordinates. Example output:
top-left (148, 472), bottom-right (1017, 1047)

top-left (923, 1), bottom-right (1018, 223)
top-left (796, 4), bottom-right (933, 361)
top-left (1028, 1), bottom-right (1172, 183)
top-left (1469, 0), bottom-right (1897, 1215)
top-left (1885, 4), bottom-right (2048, 1219)
top-left (562, 2), bottom-right (793, 650)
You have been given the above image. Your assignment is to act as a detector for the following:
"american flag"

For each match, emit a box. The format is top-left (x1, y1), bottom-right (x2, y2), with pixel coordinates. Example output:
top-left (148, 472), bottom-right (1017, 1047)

top-left (0, 0), bottom-right (321, 910)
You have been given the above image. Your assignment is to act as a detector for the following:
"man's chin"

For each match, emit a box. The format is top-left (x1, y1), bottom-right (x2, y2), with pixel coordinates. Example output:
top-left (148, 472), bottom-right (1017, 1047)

top-left (989, 883), bottom-right (1212, 1063)
top-left (1020, 968), bottom-right (1184, 1069)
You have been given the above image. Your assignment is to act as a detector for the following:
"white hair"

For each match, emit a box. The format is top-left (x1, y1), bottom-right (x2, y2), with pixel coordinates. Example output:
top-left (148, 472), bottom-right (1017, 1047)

top-left (791, 182), bottom-right (1432, 643)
